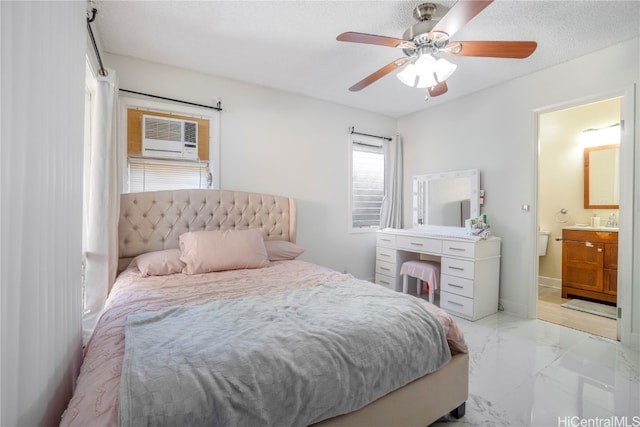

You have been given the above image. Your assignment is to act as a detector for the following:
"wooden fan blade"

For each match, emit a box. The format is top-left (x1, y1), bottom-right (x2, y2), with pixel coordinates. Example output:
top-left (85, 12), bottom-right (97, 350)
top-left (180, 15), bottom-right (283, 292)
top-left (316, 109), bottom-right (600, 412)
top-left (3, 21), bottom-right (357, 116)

top-left (348, 57), bottom-right (410, 92)
top-left (337, 32), bottom-right (415, 49)
top-left (431, 0), bottom-right (493, 39)
top-left (428, 81), bottom-right (448, 97)
top-left (447, 41), bottom-right (537, 58)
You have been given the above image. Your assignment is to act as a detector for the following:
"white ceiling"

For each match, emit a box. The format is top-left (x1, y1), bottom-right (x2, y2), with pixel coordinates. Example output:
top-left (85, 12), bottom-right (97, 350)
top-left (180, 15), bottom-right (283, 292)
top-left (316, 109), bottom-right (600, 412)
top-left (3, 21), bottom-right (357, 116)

top-left (93, 0), bottom-right (640, 118)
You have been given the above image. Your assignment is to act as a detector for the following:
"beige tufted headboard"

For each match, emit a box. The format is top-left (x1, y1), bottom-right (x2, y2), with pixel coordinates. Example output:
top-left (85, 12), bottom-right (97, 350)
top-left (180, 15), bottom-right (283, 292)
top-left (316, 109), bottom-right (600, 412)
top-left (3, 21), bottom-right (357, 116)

top-left (118, 189), bottom-right (296, 269)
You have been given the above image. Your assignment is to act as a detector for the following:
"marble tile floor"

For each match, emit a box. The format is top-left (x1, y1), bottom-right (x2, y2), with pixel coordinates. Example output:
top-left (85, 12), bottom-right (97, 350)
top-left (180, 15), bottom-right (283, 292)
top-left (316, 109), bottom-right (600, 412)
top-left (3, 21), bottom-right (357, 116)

top-left (431, 312), bottom-right (640, 427)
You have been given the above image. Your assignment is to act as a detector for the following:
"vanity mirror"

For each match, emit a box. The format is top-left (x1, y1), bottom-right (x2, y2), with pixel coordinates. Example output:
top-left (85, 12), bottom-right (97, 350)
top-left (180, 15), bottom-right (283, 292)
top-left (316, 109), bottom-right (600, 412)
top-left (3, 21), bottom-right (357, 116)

top-left (584, 144), bottom-right (619, 209)
top-left (413, 169), bottom-right (480, 229)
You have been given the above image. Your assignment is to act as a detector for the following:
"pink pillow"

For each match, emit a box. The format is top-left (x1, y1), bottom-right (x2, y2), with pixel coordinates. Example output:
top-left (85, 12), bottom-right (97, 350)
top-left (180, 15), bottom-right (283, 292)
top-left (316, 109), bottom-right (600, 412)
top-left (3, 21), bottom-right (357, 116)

top-left (179, 228), bottom-right (269, 274)
top-left (264, 240), bottom-right (304, 261)
top-left (133, 249), bottom-right (185, 277)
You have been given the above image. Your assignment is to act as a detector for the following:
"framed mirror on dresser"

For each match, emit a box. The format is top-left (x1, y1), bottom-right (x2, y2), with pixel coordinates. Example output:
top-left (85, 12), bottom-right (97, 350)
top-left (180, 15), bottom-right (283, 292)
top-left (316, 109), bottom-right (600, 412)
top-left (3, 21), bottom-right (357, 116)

top-left (413, 169), bottom-right (480, 230)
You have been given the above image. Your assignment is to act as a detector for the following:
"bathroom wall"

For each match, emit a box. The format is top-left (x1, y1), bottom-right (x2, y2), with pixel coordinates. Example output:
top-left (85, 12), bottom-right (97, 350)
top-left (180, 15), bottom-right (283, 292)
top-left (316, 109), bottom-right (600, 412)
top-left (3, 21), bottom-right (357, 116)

top-left (538, 98), bottom-right (621, 286)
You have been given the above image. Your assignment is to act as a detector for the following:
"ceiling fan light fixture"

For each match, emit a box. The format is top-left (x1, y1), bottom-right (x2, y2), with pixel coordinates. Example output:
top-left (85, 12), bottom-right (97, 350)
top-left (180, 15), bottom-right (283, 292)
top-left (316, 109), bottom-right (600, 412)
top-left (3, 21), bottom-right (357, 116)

top-left (416, 72), bottom-right (437, 88)
top-left (434, 58), bottom-right (457, 82)
top-left (414, 53), bottom-right (437, 75)
top-left (397, 63), bottom-right (419, 87)
top-left (398, 53), bottom-right (452, 88)
top-left (414, 53), bottom-right (437, 88)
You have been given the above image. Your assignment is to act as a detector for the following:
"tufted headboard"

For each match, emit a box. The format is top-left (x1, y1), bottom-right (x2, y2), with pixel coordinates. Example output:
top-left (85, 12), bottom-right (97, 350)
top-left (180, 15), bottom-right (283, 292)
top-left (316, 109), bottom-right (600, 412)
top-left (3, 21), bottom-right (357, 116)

top-left (118, 189), bottom-right (296, 269)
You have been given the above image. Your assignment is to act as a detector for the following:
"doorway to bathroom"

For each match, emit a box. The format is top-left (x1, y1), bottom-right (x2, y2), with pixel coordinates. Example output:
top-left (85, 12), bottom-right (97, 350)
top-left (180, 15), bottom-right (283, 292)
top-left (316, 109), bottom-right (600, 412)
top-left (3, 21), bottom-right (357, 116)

top-left (536, 97), bottom-right (621, 340)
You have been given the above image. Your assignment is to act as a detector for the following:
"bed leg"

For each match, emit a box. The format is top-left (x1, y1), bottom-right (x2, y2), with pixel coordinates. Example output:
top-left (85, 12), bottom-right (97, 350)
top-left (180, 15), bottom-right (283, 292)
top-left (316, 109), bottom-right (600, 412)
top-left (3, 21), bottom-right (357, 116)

top-left (450, 402), bottom-right (466, 419)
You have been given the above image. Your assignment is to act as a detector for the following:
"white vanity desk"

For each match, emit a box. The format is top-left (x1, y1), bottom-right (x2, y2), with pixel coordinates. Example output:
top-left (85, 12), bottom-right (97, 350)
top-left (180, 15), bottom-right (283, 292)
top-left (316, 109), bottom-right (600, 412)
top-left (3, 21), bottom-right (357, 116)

top-left (375, 228), bottom-right (501, 321)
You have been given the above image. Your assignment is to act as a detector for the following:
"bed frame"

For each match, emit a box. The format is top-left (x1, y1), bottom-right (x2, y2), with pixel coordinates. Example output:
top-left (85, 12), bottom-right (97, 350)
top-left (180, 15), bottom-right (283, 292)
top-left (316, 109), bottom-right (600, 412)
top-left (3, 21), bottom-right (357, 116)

top-left (118, 189), bottom-right (468, 426)
top-left (316, 352), bottom-right (468, 426)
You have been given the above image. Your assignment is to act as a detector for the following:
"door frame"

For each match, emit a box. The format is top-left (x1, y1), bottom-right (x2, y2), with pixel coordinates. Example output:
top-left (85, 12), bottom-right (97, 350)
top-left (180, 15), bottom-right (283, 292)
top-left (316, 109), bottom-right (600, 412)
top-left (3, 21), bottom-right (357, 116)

top-left (530, 84), bottom-right (635, 346)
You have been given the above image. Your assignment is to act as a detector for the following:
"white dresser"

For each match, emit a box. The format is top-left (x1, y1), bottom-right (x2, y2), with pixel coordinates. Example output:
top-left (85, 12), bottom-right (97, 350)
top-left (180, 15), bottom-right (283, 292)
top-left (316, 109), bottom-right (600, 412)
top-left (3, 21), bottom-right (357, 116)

top-left (375, 228), bottom-right (501, 321)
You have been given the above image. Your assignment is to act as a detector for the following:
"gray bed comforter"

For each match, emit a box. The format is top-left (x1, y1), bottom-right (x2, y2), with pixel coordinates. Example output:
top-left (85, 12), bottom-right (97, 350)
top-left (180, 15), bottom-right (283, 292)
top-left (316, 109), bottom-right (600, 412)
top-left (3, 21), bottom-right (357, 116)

top-left (119, 280), bottom-right (452, 427)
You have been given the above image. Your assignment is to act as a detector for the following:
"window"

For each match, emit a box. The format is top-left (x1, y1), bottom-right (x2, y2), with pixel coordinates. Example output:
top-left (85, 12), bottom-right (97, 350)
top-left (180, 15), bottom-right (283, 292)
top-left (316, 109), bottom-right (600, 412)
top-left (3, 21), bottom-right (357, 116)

top-left (349, 134), bottom-right (385, 230)
top-left (119, 96), bottom-right (221, 193)
top-left (127, 157), bottom-right (210, 193)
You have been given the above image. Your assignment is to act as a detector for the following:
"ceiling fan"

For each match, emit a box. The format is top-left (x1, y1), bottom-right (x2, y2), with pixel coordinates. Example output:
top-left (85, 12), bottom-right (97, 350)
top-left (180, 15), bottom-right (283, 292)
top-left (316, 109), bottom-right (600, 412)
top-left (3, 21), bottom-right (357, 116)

top-left (337, 0), bottom-right (537, 99)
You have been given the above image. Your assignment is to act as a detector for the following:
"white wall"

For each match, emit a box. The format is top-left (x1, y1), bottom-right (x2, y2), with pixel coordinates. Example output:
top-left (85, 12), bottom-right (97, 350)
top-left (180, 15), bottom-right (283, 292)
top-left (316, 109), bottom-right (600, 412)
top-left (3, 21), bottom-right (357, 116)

top-left (1, 2), bottom-right (85, 426)
top-left (398, 38), bottom-right (639, 344)
top-left (104, 54), bottom-right (397, 280)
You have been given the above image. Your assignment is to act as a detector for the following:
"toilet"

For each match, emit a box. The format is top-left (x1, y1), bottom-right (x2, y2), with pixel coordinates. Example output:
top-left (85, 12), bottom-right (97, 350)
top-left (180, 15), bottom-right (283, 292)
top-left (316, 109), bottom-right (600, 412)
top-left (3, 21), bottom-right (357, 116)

top-left (538, 231), bottom-right (550, 256)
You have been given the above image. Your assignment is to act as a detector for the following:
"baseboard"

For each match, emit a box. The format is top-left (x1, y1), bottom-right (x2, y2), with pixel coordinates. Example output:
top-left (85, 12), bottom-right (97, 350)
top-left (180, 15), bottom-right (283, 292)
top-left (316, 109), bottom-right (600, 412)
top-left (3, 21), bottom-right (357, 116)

top-left (627, 331), bottom-right (640, 351)
top-left (538, 276), bottom-right (561, 289)
top-left (498, 298), bottom-right (528, 318)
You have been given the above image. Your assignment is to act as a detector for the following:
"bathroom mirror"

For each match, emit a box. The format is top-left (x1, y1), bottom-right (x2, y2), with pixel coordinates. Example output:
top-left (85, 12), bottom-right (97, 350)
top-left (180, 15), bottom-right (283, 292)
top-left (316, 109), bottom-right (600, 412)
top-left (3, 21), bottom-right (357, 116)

top-left (413, 169), bottom-right (480, 229)
top-left (584, 144), bottom-right (619, 209)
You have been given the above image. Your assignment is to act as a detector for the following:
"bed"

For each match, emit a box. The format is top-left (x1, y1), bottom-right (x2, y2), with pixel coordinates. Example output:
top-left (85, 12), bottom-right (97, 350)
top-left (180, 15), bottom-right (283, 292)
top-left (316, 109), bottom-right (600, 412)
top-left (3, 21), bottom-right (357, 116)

top-left (61, 189), bottom-right (469, 427)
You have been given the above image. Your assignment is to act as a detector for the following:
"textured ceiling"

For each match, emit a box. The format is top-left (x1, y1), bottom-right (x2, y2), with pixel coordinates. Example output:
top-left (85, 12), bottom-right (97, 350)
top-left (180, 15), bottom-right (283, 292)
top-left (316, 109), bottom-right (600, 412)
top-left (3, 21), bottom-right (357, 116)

top-left (93, 0), bottom-right (640, 118)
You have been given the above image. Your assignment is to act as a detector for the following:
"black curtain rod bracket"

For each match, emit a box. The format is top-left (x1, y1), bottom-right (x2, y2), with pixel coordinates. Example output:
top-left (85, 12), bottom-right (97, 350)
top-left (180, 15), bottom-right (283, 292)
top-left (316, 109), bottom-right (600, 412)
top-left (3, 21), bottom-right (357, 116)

top-left (349, 126), bottom-right (391, 141)
top-left (87, 8), bottom-right (107, 77)
top-left (119, 89), bottom-right (223, 111)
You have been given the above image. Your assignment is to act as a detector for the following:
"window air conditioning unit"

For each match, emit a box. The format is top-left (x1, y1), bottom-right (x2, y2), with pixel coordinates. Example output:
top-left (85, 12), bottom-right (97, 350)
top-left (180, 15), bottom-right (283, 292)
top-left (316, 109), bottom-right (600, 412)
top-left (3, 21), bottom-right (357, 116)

top-left (142, 115), bottom-right (198, 160)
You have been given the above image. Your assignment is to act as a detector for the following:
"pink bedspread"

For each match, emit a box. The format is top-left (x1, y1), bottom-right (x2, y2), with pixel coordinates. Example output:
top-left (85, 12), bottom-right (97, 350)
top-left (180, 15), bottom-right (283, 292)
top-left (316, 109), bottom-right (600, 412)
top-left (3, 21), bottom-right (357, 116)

top-left (60, 260), bottom-right (467, 427)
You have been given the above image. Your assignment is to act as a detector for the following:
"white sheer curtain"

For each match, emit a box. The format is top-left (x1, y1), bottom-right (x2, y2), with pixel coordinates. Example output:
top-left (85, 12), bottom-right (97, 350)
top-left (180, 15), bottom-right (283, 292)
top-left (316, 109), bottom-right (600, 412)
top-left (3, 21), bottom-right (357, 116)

top-left (380, 134), bottom-right (403, 229)
top-left (83, 70), bottom-right (120, 343)
top-left (1, 2), bottom-right (86, 424)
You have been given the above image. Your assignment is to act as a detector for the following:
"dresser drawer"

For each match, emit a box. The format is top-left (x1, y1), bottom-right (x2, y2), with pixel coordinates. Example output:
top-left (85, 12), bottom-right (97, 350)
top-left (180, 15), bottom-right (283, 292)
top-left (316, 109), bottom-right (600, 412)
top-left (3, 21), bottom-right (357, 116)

top-left (440, 291), bottom-right (473, 318)
top-left (375, 273), bottom-right (398, 291)
top-left (396, 235), bottom-right (442, 254)
top-left (375, 246), bottom-right (396, 262)
top-left (375, 260), bottom-right (395, 277)
top-left (563, 229), bottom-right (618, 244)
top-left (376, 233), bottom-right (396, 248)
top-left (440, 273), bottom-right (474, 298)
top-left (441, 257), bottom-right (474, 280)
top-left (442, 240), bottom-right (475, 258)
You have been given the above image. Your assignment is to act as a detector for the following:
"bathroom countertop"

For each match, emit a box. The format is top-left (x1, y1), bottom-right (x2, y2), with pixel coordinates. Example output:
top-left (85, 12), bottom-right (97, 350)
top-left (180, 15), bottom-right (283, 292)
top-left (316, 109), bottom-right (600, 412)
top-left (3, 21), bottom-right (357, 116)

top-left (563, 225), bottom-right (619, 232)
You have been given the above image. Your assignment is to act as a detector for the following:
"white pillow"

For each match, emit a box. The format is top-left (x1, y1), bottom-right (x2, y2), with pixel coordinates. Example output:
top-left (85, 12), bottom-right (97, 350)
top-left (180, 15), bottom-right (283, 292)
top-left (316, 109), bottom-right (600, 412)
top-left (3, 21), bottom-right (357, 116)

top-left (179, 228), bottom-right (269, 274)
top-left (264, 240), bottom-right (304, 261)
top-left (133, 249), bottom-right (185, 277)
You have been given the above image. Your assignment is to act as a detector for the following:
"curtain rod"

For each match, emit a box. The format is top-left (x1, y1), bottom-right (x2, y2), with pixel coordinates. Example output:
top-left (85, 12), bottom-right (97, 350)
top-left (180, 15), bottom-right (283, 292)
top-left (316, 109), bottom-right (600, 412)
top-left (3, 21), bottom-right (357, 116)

top-left (85, 8), bottom-right (222, 112)
top-left (87, 8), bottom-right (107, 77)
top-left (119, 89), bottom-right (223, 111)
top-left (349, 126), bottom-right (392, 141)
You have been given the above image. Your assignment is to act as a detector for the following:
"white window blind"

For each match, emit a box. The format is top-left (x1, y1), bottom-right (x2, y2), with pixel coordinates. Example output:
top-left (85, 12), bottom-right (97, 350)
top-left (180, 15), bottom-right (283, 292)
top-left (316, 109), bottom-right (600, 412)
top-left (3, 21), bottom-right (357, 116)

top-left (351, 141), bottom-right (385, 228)
top-left (127, 157), bottom-right (210, 193)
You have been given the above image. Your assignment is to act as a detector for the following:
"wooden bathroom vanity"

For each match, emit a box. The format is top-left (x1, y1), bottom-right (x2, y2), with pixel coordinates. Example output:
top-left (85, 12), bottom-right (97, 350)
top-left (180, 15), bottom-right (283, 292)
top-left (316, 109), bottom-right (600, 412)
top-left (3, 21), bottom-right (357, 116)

top-left (561, 227), bottom-right (618, 304)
